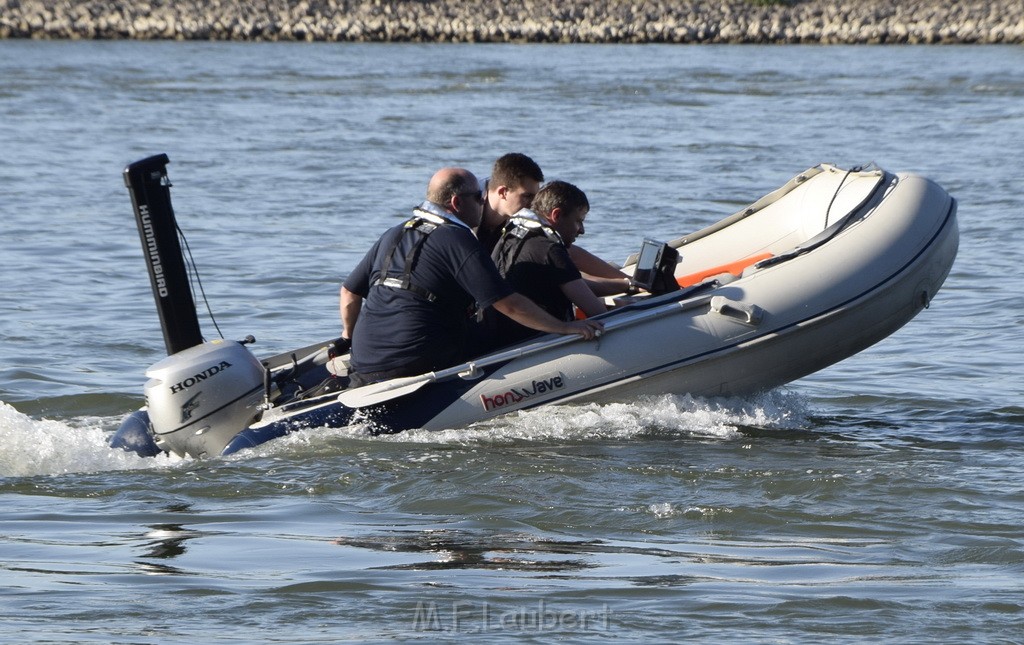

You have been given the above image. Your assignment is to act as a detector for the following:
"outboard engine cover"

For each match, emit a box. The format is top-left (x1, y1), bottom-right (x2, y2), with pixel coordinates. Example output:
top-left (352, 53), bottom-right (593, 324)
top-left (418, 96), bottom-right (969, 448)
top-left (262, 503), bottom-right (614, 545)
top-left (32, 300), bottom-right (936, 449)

top-left (144, 340), bottom-right (266, 458)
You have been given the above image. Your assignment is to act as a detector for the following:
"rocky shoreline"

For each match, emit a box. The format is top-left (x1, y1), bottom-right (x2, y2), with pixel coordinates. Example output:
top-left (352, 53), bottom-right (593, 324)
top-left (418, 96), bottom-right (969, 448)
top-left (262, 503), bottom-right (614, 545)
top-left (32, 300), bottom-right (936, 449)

top-left (2, 0), bottom-right (1022, 44)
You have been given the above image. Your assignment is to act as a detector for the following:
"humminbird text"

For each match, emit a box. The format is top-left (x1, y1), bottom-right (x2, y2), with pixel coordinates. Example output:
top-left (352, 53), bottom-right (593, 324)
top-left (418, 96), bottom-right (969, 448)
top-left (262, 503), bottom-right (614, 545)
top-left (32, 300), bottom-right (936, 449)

top-left (139, 205), bottom-right (168, 297)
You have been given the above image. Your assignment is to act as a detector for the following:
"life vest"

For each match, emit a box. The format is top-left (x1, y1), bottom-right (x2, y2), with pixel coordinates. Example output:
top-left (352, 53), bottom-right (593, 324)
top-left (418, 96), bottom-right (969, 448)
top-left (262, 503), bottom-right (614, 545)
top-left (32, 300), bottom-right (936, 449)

top-left (372, 202), bottom-right (467, 303)
top-left (492, 210), bottom-right (564, 277)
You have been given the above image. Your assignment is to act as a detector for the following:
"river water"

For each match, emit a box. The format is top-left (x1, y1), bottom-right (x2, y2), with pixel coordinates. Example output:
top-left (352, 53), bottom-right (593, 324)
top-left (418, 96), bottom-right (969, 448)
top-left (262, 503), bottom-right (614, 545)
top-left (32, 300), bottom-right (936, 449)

top-left (1, 41), bottom-right (1022, 642)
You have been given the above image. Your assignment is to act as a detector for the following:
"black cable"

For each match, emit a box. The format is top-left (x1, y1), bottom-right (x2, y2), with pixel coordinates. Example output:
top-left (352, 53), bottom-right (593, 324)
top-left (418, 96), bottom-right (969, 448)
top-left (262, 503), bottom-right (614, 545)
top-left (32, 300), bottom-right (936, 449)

top-left (176, 223), bottom-right (225, 340)
top-left (824, 167), bottom-right (855, 230)
top-left (823, 164), bottom-right (868, 230)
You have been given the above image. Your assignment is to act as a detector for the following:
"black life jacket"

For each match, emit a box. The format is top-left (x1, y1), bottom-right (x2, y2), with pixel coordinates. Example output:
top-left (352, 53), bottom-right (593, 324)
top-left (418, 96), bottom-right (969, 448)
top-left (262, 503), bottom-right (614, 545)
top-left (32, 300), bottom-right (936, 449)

top-left (492, 211), bottom-right (564, 278)
top-left (372, 205), bottom-right (459, 303)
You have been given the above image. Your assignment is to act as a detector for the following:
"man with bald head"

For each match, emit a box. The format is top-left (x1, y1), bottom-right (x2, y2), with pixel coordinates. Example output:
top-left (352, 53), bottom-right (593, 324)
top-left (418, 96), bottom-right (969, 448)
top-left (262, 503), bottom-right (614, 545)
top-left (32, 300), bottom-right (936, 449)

top-left (340, 168), bottom-right (602, 386)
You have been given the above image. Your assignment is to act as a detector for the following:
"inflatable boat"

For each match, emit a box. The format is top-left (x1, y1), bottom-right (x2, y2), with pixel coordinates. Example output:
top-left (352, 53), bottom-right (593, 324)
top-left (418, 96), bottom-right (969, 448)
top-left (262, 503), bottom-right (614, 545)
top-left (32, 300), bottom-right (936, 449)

top-left (111, 155), bottom-right (958, 459)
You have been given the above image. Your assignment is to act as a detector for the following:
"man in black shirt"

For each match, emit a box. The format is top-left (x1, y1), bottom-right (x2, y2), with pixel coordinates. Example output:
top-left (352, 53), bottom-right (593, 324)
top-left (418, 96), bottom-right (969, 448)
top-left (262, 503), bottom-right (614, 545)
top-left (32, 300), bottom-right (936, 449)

top-left (479, 153), bottom-right (632, 298)
top-left (477, 153), bottom-right (544, 255)
top-left (340, 168), bottom-right (603, 385)
top-left (487, 180), bottom-right (609, 348)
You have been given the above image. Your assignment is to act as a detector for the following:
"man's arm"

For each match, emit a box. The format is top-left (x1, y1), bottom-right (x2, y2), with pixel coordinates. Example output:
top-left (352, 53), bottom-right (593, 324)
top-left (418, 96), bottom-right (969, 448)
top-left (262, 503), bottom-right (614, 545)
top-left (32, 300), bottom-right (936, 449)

top-left (560, 278), bottom-right (607, 318)
top-left (569, 245), bottom-right (631, 296)
top-left (492, 293), bottom-right (603, 340)
top-left (339, 286), bottom-right (363, 340)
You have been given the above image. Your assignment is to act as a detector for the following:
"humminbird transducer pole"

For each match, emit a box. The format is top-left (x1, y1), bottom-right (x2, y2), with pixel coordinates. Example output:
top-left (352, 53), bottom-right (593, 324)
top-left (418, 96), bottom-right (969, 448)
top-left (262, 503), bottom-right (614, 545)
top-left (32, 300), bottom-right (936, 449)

top-left (124, 154), bottom-right (204, 355)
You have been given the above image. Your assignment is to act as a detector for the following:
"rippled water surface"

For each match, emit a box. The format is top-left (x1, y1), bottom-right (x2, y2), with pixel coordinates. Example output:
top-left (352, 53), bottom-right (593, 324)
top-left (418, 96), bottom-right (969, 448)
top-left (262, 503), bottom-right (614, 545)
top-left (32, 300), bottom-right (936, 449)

top-left (1, 41), bottom-right (1022, 642)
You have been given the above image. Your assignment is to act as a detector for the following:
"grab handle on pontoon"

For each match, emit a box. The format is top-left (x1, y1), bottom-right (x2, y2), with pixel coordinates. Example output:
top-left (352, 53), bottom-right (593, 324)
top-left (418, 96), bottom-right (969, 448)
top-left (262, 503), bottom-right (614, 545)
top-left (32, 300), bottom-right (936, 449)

top-left (709, 296), bottom-right (763, 325)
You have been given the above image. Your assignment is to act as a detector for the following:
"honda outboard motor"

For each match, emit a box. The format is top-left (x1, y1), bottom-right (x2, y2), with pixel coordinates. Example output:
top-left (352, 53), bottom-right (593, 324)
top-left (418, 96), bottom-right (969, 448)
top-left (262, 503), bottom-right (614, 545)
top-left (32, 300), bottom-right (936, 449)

top-left (112, 153), bottom-right (266, 458)
top-left (144, 340), bottom-right (266, 458)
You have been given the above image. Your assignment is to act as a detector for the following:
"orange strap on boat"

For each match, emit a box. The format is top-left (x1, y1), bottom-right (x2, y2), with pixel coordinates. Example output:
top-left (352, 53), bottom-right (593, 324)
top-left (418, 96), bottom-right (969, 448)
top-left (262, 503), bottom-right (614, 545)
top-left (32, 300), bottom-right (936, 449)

top-left (676, 252), bottom-right (773, 287)
top-left (576, 252), bottom-right (773, 318)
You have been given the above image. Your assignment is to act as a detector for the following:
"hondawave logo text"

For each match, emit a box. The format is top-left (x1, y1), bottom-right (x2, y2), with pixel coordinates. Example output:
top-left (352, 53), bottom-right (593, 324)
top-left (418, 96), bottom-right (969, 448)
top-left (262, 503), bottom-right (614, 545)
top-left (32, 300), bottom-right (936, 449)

top-left (479, 373), bottom-right (566, 411)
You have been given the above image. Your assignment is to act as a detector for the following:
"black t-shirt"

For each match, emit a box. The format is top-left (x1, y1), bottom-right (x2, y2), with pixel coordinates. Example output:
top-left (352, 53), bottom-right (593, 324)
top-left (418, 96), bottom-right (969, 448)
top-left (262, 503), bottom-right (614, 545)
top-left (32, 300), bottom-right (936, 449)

top-left (344, 216), bottom-right (513, 376)
top-left (476, 211), bottom-right (504, 256)
top-left (488, 231), bottom-right (581, 347)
